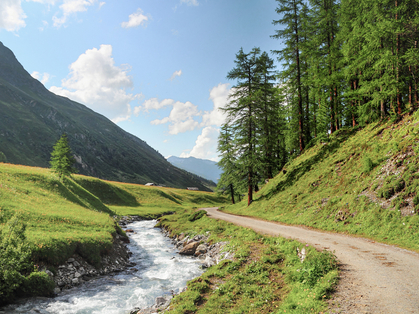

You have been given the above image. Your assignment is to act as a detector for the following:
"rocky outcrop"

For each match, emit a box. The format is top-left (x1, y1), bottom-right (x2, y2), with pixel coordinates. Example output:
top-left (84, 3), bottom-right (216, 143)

top-left (40, 232), bottom-right (133, 294)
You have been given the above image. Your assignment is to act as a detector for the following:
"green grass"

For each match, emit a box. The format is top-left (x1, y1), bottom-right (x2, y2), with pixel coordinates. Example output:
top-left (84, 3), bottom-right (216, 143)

top-left (0, 163), bottom-right (228, 266)
top-left (157, 209), bottom-right (338, 313)
top-left (221, 111), bottom-right (419, 252)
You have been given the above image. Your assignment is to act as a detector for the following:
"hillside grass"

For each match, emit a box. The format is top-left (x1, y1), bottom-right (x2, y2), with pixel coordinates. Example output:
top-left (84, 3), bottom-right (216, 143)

top-left (157, 209), bottom-right (338, 313)
top-left (222, 111), bottom-right (419, 252)
top-left (0, 163), bottom-right (228, 267)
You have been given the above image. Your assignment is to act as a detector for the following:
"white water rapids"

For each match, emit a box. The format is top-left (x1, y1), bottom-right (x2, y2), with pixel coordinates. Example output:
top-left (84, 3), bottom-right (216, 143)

top-left (3, 220), bottom-right (204, 314)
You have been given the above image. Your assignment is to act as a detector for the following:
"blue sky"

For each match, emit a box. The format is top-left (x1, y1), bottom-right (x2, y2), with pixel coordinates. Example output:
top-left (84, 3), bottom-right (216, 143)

top-left (1, 0), bottom-right (283, 161)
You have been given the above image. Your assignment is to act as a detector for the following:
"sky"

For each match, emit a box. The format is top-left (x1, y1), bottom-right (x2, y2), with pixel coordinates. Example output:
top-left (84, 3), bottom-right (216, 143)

top-left (0, 0), bottom-right (283, 161)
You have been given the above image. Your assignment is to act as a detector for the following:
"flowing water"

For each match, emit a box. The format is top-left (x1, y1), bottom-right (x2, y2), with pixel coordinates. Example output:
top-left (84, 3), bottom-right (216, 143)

top-left (3, 220), bottom-right (204, 314)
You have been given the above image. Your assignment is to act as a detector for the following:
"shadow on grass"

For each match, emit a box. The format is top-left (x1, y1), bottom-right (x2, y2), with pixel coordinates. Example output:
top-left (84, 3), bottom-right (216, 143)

top-left (74, 177), bottom-right (140, 207)
top-left (261, 127), bottom-right (360, 201)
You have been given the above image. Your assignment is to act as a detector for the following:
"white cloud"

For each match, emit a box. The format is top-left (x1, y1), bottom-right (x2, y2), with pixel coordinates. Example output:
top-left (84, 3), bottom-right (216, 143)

top-left (150, 101), bottom-right (200, 135)
top-left (52, 0), bottom-right (96, 27)
top-left (50, 44), bottom-right (141, 122)
top-left (202, 83), bottom-right (230, 127)
top-left (180, 126), bottom-right (219, 161)
top-left (181, 0), bottom-right (198, 6)
top-left (169, 70), bottom-right (182, 81)
top-left (0, 0), bottom-right (26, 32)
top-left (31, 71), bottom-right (51, 84)
top-left (135, 98), bottom-right (174, 114)
top-left (98, 1), bottom-right (105, 9)
top-left (121, 8), bottom-right (148, 28)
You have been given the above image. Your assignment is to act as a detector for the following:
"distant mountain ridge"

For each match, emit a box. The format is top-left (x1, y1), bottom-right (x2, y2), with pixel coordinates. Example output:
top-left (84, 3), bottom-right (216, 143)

top-left (167, 156), bottom-right (222, 184)
top-left (0, 41), bottom-right (210, 191)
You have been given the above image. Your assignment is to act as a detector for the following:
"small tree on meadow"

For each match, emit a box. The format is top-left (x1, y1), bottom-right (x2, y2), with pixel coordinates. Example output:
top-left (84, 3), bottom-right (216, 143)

top-left (50, 134), bottom-right (77, 180)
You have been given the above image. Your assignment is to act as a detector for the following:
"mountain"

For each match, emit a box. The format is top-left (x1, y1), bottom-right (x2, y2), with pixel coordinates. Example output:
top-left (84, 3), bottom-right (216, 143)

top-left (0, 42), bottom-right (210, 191)
top-left (167, 156), bottom-right (222, 184)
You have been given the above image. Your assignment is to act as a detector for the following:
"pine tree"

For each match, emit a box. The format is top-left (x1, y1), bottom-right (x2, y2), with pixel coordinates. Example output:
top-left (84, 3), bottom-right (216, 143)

top-left (272, 0), bottom-right (306, 153)
top-left (50, 134), bottom-right (77, 180)
top-left (223, 47), bottom-right (261, 206)
top-left (217, 124), bottom-right (237, 204)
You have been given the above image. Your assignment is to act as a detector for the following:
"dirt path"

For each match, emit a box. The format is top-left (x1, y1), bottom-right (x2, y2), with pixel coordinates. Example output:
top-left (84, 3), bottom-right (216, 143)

top-left (203, 207), bottom-right (419, 313)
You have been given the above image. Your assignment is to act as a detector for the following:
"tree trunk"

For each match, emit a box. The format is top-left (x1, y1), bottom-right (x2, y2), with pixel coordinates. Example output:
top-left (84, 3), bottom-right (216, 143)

top-left (229, 184), bottom-right (235, 204)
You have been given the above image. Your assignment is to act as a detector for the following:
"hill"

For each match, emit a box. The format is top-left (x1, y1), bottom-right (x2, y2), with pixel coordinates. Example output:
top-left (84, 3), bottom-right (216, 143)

top-left (0, 42), bottom-right (209, 191)
top-left (222, 113), bottom-right (419, 252)
top-left (0, 162), bottom-right (227, 266)
top-left (167, 156), bottom-right (222, 183)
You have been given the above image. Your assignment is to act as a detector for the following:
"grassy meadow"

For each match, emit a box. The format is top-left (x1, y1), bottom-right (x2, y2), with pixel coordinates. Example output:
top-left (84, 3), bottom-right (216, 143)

top-left (0, 163), bottom-right (227, 267)
top-left (222, 111), bottom-right (419, 252)
top-left (158, 209), bottom-right (338, 313)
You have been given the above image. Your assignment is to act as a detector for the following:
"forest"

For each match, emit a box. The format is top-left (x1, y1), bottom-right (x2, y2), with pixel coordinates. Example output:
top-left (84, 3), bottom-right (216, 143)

top-left (217, 0), bottom-right (419, 206)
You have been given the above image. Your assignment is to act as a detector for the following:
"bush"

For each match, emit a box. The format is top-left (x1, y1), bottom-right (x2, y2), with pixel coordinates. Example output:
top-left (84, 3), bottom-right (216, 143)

top-left (18, 270), bottom-right (55, 297)
top-left (0, 215), bottom-right (33, 305)
top-left (363, 156), bottom-right (374, 173)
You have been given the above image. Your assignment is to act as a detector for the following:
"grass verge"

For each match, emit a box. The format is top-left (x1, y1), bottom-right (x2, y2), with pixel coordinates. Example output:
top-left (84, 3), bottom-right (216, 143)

top-left (157, 208), bottom-right (338, 313)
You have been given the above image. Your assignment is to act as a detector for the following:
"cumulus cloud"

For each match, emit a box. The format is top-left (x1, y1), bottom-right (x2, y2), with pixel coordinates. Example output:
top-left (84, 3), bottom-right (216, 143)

top-left (50, 44), bottom-right (141, 122)
top-left (121, 8), bottom-right (148, 28)
top-left (181, 0), bottom-right (198, 6)
top-left (150, 101), bottom-right (200, 135)
top-left (202, 83), bottom-right (230, 127)
top-left (169, 70), bottom-right (182, 81)
top-left (0, 0), bottom-right (26, 32)
top-left (180, 126), bottom-right (219, 161)
top-left (52, 0), bottom-right (97, 27)
top-left (134, 98), bottom-right (174, 115)
top-left (31, 71), bottom-right (51, 85)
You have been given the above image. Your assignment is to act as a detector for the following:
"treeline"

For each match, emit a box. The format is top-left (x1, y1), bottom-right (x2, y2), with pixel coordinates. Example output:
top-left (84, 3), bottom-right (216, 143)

top-left (217, 0), bottom-right (419, 205)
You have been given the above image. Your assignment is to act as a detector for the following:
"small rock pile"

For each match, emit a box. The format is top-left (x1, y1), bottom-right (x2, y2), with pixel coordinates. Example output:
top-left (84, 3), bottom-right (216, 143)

top-left (165, 230), bottom-right (234, 269)
top-left (129, 294), bottom-right (176, 314)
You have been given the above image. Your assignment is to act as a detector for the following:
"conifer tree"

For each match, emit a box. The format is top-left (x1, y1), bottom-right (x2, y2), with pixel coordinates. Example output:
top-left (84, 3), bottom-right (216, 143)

top-left (217, 124), bottom-right (238, 204)
top-left (222, 47), bottom-right (261, 206)
top-left (272, 0), bottom-right (306, 153)
top-left (50, 134), bottom-right (77, 180)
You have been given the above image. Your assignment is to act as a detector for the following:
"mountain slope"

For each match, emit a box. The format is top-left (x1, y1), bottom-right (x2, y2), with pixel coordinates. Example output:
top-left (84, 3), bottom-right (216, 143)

top-left (167, 156), bottom-right (222, 183)
top-left (222, 113), bottom-right (419, 251)
top-left (0, 42), bottom-right (210, 191)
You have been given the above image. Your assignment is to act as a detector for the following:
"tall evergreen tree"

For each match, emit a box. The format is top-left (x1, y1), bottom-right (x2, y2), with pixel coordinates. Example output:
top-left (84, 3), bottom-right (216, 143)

top-left (272, 0), bottom-right (306, 153)
top-left (50, 134), bottom-right (77, 180)
top-left (223, 47), bottom-right (261, 206)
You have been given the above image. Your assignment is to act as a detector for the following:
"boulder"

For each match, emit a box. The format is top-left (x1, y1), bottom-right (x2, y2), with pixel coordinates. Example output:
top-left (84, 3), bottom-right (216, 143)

top-left (179, 241), bottom-right (200, 255)
top-left (194, 244), bottom-right (207, 256)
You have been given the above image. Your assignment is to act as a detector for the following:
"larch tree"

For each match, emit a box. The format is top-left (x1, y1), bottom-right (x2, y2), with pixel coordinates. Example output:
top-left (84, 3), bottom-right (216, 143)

top-left (272, 0), bottom-right (306, 153)
top-left (222, 47), bottom-right (261, 206)
top-left (50, 134), bottom-right (77, 180)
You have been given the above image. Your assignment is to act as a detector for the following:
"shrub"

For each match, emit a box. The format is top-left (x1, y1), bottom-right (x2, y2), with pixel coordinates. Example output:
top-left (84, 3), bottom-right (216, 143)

top-left (18, 270), bottom-right (55, 297)
top-left (363, 156), bottom-right (374, 173)
top-left (0, 215), bottom-right (33, 305)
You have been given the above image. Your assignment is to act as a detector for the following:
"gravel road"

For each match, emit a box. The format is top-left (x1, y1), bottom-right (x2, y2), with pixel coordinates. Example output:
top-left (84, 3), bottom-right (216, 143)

top-left (203, 207), bottom-right (419, 314)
